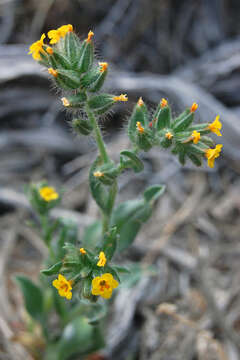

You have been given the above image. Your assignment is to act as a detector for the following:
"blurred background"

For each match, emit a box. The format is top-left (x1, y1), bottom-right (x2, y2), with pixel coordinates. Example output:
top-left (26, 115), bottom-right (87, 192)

top-left (1, 0), bottom-right (240, 359)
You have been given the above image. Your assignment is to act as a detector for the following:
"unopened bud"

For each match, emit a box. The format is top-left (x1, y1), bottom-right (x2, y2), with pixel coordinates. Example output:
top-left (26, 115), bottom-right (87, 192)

top-left (87, 30), bottom-right (94, 43)
top-left (160, 98), bottom-right (168, 108)
top-left (190, 102), bottom-right (198, 113)
top-left (99, 62), bottom-right (108, 73)
top-left (137, 97), bottom-right (144, 107)
top-left (48, 68), bottom-right (58, 77)
top-left (136, 121), bottom-right (145, 134)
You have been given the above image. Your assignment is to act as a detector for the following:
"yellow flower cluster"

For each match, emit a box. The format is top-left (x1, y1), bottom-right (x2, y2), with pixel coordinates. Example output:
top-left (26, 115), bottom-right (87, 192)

top-left (39, 186), bottom-right (59, 202)
top-left (48, 24), bottom-right (73, 44)
top-left (28, 24), bottom-right (73, 60)
top-left (28, 34), bottom-right (46, 61)
top-left (91, 273), bottom-right (119, 299)
top-left (52, 274), bottom-right (73, 300)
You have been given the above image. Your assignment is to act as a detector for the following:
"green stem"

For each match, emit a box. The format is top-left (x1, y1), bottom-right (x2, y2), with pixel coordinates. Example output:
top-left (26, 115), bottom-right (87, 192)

top-left (85, 98), bottom-right (117, 234)
top-left (85, 102), bottom-right (109, 163)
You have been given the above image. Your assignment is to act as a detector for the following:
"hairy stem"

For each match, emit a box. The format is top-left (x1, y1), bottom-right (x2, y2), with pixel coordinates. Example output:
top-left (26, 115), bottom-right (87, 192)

top-left (85, 102), bottom-right (109, 164)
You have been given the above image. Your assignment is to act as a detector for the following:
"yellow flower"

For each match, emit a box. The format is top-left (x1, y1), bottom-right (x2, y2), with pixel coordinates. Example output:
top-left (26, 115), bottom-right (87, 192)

top-left (48, 24), bottom-right (73, 44)
top-left (97, 251), bottom-right (107, 267)
top-left (86, 30), bottom-right (94, 43)
top-left (39, 186), bottom-right (59, 202)
top-left (28, 34), bottom-right (46, 61)
top-left (207, 115), bottom-right (222, 136)
top-left (92, 273), bottom-right (118, 299)
top-left (48, 68), bottom-right (58, 77)
top-left (80, 247), bottom-right (86, 254)
top-left (190, 102), bottom-right (198, 113)
top-left (61, 97), bottom-right (70, 107)
top-left (192, 130), bottom-right (201, 144)
top-left (160, 98), bottom-right (168, 108)
top-left (52, 274), bottom-right (73, 300)
top-left (113, 94), bottom-right (128, 102)
top-left (93, 171), bottom-right (104, 178)
top-left (99, 62), bottom-right (108, 72)
top-left (136, 121), bottom-right (144, 134)
top-left (165, 131), bottom-right (173, 139)
top-left (137, 97), bottom-right (144, 107)
top-left (205, 144), bottom-right (223, 168)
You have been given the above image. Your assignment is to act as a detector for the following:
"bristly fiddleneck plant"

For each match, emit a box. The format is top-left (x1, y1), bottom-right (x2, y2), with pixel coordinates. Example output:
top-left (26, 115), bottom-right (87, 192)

top-left (27, 25), bottom-right (223, 302)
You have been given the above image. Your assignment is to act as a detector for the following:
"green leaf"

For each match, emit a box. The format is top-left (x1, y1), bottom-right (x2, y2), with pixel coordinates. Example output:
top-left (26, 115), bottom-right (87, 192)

top-left (111, 199), bottom-right (151, 251)
top-left (78, 40), bottom-right (94, 73)
top-left (120, 150), bottom-right (144, 173)
top-left (64, 32), bottom-right (81, 66)
top-left (128, 101), bottom-right (149, 143)
top-left (89, 157), bottom-right (117, 215)
top-left (72, 118), bottom-right (93, 136)
top-left (15, 275), bottom-right (44, 322)
top-left (87, 94), bottom-right (114, 113)
top-left (112, 265), bottom-right (130, 274)
top-left (155, 106), bottom-right (171, 130)
top-left (187, 153), bottom-right (202, 166)
top-left (86, 302), bottom-right (107, 325)
top-left (119, 263), bottom-right (158, 288)
top-left (173, 112), bottom-right (194, 132)
top-left (41, 262), bottom-right (62, 276)
top-left (81, 221), bottom-right (102, 251)
top-left (57, 317), bottom-right (96, 359)
top-left (112, 184), bottom-right (164, 251)
top-left (102, 226), bottom-right (118, 260)
top-left (56, 69), bottom-right (81, 89)
top-left (143, 185), bottom-right (165, 203)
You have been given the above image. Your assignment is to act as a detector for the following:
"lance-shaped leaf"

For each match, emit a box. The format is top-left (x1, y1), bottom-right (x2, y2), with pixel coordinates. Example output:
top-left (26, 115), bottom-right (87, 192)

top-left (173, 111), bottom-right (195, 132)
top-left (153, 104), bottom-right (171, 130)
top-left (120, 150), bottom-right (144, 173)
top-left (128, 100), bottom-right (149, 143)
top-left (112, 184), bottom-right (165, 251)
top-left (41, 261), bottom-right (62, 276)
top-left (15, 275), bottom-right (44, 322)
top-left (64, 32), bottom-right (81, 66)
top-left (72, 118), bottom-right (93, 136)
top-left (102, 226), bottom-right (118, 260)
top-left (56, 69), bottom-right (81, 89)
top-left (89, 157), bottom-right (117, 215)
top-left (77, 40), bottom-right (94, 73)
